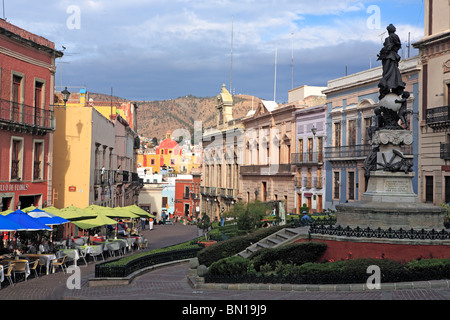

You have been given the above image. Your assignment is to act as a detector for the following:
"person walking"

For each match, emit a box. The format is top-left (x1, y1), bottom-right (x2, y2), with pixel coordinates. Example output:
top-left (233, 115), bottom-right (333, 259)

top-left (149, 217), bottom-right (154, 230)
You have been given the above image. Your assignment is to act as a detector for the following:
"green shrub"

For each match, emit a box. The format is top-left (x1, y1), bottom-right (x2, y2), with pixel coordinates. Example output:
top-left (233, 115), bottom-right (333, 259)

top-left (249, 242), bottom-right (327, 271)
top-left (405, 258), bottom-right (450, 281)
top-left (197, 224), bottom-right (287, 266)
top-left (208, 256), bottom-right (256, 276)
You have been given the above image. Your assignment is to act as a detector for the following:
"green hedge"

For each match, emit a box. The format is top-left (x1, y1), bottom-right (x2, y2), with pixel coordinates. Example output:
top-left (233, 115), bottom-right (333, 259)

top-left (205, 257), bottom-right (450, 284)
top-left (197, 224), bottom-right (288, 266)
top-left (249, 242), bottom-right (327, 271)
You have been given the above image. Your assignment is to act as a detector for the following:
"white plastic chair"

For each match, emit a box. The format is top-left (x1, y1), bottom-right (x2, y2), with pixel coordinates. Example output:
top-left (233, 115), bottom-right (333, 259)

top-left (90, 244), bottom-right (105, 262)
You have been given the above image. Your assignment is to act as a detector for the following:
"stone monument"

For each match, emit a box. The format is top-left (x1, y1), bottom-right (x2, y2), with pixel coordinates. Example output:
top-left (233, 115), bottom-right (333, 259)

top-left (336, 24), bottom-right (445, 231)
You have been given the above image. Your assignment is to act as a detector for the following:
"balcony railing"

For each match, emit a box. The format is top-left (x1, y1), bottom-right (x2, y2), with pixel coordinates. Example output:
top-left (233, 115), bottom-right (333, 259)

top-left (0, 99), bottom-right (54, 131)
top-left (325, 144), bottom-right (372, 159)
top-left (240, 164), bottom-right (293, 175)
top-left (426, 106), bottom-right (450, 125)
top-left (291, 152), bottom-right (323, 165)
top-left (441, 143), bottom-right (450, 160)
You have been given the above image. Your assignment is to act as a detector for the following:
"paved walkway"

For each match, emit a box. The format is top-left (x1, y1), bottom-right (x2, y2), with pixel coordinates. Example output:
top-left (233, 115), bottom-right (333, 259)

top-left (1, 222), bottom-right (450, 301)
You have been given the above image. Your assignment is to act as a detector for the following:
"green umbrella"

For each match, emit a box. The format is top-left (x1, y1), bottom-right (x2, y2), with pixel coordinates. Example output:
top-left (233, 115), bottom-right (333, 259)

top-left (55, 205), bottom-right (97, 221)
top-left (72, 214), bottom-right (118, 230)
top-left (123, 205), bottom-right (155, 218)
top-left (111, 207), bottom-right (140, 219)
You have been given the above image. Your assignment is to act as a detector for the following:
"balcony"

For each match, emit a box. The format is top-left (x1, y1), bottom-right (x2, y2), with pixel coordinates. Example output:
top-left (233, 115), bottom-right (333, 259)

top-left (441, 142), bottom-right (450, 160)
top-left (240, 164), bottom-right (293, 176)
top-left (325, 144), bottom-right (372, 160)
top-left (426, 106), bottom-right (450, 127)
top-left (291, 152), bottom-right (323, 165)
top-left (0, 99), bottom-right (54, 133)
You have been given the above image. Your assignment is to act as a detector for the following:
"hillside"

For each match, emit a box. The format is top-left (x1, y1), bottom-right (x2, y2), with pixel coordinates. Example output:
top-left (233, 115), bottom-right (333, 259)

top-left (136, 94), bottom-right (261, 141)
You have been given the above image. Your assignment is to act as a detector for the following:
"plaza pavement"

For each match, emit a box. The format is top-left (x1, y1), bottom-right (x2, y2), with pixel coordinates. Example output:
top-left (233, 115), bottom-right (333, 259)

top-left (0, 221), bottom-right (450, 302)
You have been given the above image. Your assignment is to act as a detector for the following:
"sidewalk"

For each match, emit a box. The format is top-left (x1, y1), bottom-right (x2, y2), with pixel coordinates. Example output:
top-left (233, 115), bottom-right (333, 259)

top-left (0, 222), bottom-right (201, 300)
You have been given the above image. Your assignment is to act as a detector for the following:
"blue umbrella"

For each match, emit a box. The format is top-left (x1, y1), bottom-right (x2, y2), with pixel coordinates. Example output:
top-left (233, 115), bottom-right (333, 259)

top-left (0, 214), bottom-right (24, 231)
top-left (3, 210), bottom-right (52, 231)
top-left (27, 208), bottom-right (70, 226)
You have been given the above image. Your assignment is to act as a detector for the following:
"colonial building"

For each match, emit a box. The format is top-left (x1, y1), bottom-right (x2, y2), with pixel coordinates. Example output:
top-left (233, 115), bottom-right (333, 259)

top-left (240, 100), bottom-right (299, 214)
top-left (201, 85), bottom-right (243, 221)
top-left (53, 88), bottom-right (140, 209)
top-left (413, 0), bottom-right (450, 205)
top-left (0, 19), bottom-right (62, 211)
top-left (323, 57), bottom-right (420, 209)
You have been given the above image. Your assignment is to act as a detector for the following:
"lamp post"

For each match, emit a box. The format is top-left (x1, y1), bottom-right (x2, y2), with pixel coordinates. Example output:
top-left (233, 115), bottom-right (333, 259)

top-left (61, 87), bottom-right (71, 109)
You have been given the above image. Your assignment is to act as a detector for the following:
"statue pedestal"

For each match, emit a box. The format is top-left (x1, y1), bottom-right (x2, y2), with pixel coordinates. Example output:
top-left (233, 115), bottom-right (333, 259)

top-left (337, 128), bottom-right (445, 230)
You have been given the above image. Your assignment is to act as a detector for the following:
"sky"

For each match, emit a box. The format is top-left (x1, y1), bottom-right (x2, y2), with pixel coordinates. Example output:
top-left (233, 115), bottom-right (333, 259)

top-left (4, 0), bottom-right (425, 102)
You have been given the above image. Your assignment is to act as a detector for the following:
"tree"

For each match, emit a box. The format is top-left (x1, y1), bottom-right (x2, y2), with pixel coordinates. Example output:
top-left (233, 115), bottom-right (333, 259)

top-left (197, 213), bottom-right (212, 240)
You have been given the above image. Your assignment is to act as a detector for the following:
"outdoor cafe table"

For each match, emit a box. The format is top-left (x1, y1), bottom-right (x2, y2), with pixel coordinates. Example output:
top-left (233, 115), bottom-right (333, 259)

top-left (58, 249), bottom-right (80, 267)
top-left (23, 253), bottom-right (57, 275)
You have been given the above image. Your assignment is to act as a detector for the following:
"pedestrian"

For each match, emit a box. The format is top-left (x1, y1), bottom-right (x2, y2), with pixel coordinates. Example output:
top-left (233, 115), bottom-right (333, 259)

top-left (149, 217), bottom-right (154, 230)
top-left (141, 217), bottom-right (146, 230)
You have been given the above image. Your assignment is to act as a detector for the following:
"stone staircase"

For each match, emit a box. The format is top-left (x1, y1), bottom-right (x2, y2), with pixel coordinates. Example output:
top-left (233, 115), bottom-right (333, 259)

top-left (237, 226), bottom-right (310, 259)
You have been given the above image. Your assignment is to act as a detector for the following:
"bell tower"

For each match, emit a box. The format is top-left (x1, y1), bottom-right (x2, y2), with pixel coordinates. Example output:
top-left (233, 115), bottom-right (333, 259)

top-left (216, 84), bottom-right (233, 126)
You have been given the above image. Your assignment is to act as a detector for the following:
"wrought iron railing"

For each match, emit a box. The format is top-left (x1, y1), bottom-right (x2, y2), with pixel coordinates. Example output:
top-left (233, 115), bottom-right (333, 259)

top-left (325, 144), bottom-right (372, 159)
top-left (426, 106), bottom-right (450, 124)
top-left (440, 142), bottom-right (450, 160)
top-left (240, 164), bottom-right (293, 175)
top-left (291, 152), bottom-right (323, 165)
top-left (0, 99), bottom-right (54, 130)
top-left (309, 224), bottom-right (450, 240)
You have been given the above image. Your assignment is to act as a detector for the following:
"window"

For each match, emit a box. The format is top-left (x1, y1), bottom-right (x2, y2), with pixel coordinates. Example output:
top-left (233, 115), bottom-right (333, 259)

top-left (317, 137), bottom-right (323, 162)
top-left (333, 171), bottom-right (340, 200)
top-left (34, 81), bottom-right (44, 126)
top-left (298, 139), bottom-right (303, 162)
top-left (348, 171), bottom-right (355, 201)
top-left (33, 141), bottom-right (44, 180)
top-left (348, 119), bottom-right (357, 146)
top-left (12, 75), bottom-right (22, 122)
top-left (184, 186), bottom-right (190, 199)
top-left (334, 122), bottom-right (341, 147)
top-left (425, 176), bottom-right (434, 203)
top-left (308, 138), bottom-right (313, 162)
top-left (11, 138), bottom-right (23, 180)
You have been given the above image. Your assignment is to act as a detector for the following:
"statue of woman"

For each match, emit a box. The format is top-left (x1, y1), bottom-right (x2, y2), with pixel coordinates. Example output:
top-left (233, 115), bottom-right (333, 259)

top-left (377, 24), bottom-right (405, 100)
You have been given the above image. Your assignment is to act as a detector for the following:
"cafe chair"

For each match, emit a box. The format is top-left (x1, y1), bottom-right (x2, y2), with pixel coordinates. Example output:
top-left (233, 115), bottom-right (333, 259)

top-left (107, 242), bottom-right (121, 257)
top-left (4, 264), bottom-right (14, 287)
top-left (139, 239), bottom-right (148, 250)
top-left (30, 259), bottom-right (40, 278)
top-left (76, 247), bottom-right (88, 266)
top-left (52, 255), bottom-right (68, 274)
top-left (90, 244), bottom-right (105, 262)
top-left (13, 260), bottom-right (29, 282)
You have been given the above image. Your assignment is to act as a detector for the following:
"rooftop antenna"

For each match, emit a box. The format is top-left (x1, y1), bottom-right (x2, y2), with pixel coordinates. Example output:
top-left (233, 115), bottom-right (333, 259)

top-left (230, 15), bottom-right (234, 96)
top-left (274, 48), bottom-right (278, 102)
top-left (291, 32), bottom-right (294, 90)
top-left (2, 0), bottom-right (5, 20)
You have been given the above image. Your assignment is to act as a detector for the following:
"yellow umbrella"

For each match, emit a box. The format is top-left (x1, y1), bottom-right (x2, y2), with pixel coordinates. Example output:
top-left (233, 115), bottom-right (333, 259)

top-left (72, 214), bottom-right (118, 230)
top-left (1, 209), bottom-right (13, 216)
top-left (55, 205), bottom-right (97, 221)
top-left (123, 205), bottom-right (155, 218)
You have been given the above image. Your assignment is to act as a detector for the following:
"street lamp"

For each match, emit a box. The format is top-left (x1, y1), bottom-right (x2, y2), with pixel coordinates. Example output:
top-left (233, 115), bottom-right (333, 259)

top-left (62, 87), bottom-right (71, 109)
top-left (311, 125), bottom-right (317, 136)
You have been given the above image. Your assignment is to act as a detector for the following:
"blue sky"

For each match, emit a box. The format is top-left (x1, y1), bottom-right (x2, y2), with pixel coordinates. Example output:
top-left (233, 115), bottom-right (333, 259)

top-left (4, 0), bottom-right (424, 102)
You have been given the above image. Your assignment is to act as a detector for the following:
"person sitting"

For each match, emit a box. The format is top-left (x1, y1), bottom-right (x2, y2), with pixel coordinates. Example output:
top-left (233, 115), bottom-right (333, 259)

top-left (117, 220), bottom-right (128, 236)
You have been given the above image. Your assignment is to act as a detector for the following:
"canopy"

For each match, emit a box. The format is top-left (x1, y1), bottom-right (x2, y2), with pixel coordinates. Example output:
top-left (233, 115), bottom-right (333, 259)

top-left (27, 208), bottom-right (70, 226)
top-left (0, 214), bottom-right (25, 231)
top-left (72, 214), bottom-right (118, 230)
top-left (122, 205), bottom-right (155, 218)
top-left (2, 210), bottom-right (52, 231)
top-left (55, 206), bottom-right (97, 221)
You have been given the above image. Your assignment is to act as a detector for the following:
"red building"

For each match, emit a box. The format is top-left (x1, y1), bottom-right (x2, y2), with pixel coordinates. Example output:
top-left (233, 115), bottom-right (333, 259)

top-left (0, 20), bottom-right (62, 211)
top-left (174, 172), bottom-right (201, 220)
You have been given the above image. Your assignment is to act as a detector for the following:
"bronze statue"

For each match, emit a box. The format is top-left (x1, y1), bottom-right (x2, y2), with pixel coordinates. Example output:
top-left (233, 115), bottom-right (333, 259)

top-left (377, 24), bottom-right (405, 100)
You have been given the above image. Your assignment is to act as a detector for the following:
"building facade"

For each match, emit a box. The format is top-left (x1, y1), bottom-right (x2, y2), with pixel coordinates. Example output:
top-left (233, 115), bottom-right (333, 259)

top-left (0, 19), bottom-right (62, 211)
top-left (323, 57), bottom-right (420, 209)
top-left (201, 85), bottom-right (243, 221)
top-left (413, 0), bottom-right (450, 205)
top-left (293, 103), bottom-right (327, 213)
top-left (240, 100), bottom-right (298, 214)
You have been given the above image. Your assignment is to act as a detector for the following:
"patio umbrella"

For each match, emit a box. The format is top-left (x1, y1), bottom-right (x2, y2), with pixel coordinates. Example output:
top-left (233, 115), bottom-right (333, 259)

top-left (110, 207), bottom-right (140, 219)
top-left (123, 205), bottom-right (155, 218)
top-left (55, 205), bottom-right (97, 221)
top-left (2, 210), bottom-right (52, 231)
top-left (27, 208), bottom-right (70, 226)
top-left (72, 214), bottom-right (118, 230)
top-left (0, 214), bottom-right (25, 231)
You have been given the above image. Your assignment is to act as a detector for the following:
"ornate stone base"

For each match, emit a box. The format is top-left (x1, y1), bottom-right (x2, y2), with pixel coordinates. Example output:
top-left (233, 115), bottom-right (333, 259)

top-left (336, 171), bottom-right (445, 230)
